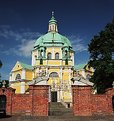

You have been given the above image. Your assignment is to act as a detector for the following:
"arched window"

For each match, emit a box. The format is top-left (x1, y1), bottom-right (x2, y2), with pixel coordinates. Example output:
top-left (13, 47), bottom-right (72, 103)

top-left (65, 50), bottom-right (68, 57)
top-left (40, 49), bottom-right (43, 57)
top-left (49, 72), bottom-right (59, 77)
top-left (55, 53), bottom-right (59, 59)
top-left (47, 52), bottom-right (52, 59)
top-left (15, 74), bottom-right (21, 80)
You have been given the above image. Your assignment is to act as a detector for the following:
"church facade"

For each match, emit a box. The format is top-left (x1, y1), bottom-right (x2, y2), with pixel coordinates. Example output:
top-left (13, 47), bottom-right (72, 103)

top-left (9, 13), bottom-right (74, 105)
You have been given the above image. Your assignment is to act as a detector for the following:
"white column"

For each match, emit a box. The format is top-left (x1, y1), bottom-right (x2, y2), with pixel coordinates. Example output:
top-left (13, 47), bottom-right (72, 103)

top-left (68, 68), bottom-right (71, 84)
top-left (9, 73), bottom-right (12, 81)
top-left (32, 52), bottom-right (34, 66)
top-left (12, 73), bottom-right (15, 81)
top-left (22, 69), bottom-right (26, 79)
top-left (60, 48), bottom-right (62, 66)
top-left (46, 67), bottom-right (48, 77)
top-left (72, 53), bottom-right (74, 66)
top-left (68, 68), bottom-right (72, 102)
top-left (20, 82), bottom-right (25, 94)
top-left (60, 68), bottom-right (63, 101)
top-left (82, 69), bottom-right (86, 79)
top-left (32, 71), bottom-right (34, 79)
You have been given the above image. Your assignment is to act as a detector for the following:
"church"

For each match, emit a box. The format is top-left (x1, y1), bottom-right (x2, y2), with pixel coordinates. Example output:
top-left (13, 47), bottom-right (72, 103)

top-left (9, 12), bottom-right (74, 105)
top-left (9, 13), bottom-right (93, 107)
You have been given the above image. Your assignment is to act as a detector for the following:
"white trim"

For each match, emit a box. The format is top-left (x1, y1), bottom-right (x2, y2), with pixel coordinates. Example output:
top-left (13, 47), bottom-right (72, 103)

top-left (20, 82), bottom-right (25, 94)
top-left (22, 69), bottom-right (26, 79)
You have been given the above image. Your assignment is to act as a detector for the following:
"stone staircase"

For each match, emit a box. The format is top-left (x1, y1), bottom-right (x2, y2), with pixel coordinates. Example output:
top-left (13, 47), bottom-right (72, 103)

top-left (48, 102), bottom-right (73, 117)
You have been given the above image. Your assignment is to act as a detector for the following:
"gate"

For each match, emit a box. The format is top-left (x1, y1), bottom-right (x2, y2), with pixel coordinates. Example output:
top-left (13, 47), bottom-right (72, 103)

top-left (0, 95), bottom-right (6, 115)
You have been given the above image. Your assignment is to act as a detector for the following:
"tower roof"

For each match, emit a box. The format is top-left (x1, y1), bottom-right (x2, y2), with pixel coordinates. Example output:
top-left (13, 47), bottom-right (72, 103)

top-left (49, 11), bottom-right (57, 24)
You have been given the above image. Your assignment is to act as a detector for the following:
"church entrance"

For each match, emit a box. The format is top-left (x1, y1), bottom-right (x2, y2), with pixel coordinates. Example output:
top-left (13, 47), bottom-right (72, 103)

top-left (51, 91), bottom-right (57, 102)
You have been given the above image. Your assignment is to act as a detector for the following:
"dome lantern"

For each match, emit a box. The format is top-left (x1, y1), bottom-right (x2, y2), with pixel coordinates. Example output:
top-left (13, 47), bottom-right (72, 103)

top-left (48, 11), bottom-right (58, 33)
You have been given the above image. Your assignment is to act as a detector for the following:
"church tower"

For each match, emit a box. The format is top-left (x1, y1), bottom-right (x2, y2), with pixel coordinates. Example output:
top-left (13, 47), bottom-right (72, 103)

top-left (32, 12), bottom-right (74, 106)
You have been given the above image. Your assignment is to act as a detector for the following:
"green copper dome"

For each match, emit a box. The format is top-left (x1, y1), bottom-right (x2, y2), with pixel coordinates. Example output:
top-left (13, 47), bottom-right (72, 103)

top-left (34, 32), bottom-right (72, 47)
top-left (34, 12), bottom-right (72, 48)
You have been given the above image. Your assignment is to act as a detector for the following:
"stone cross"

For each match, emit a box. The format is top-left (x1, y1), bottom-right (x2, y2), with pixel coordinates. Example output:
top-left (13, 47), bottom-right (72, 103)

top-left (2, 80), bottom-right (6, 87)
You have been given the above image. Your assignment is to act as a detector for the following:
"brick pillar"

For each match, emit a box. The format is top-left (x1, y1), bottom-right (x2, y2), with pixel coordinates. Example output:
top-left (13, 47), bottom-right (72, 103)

top-left (0, 87), bottom-right (15, 115)
top-left (72, 85), bottom-right (92, 116)
top-left (29, 85), bottom-right (49, 116)
top-left (105, 88), bottom-right (114, 114)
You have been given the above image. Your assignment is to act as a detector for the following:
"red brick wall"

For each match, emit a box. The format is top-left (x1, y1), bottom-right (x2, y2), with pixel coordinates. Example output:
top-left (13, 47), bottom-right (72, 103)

top-left (12, 94), bottom-right (32, 115)
top-left (0, 85), bottom-right (49, 116)
top-left (91, 95), bottom-right (112, 114)
top-left (0, 87), bottom-right (15, 115)
top-left (72, 85), bottom-right (114, 116)
top-left (29, 85), bottom-right (49, 116)
top-left (72, 86), bottom-right (92, 116)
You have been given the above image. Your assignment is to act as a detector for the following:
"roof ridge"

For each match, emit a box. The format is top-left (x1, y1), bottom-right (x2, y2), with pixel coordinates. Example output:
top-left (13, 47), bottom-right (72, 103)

top-left (18, 61), bottom-right (33, 70)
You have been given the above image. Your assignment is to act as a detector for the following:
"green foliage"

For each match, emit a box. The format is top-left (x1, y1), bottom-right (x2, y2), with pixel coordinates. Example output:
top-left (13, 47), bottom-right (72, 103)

top-left (88, 18), bottom-right (114, 93)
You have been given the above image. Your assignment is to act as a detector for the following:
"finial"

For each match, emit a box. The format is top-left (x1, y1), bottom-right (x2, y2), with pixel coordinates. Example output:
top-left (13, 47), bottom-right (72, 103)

top-left (52, 11), bottom-right (54, 17)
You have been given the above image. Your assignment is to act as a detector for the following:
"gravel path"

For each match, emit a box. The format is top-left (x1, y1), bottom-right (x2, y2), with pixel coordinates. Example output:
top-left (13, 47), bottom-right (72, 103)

top-left (0, 115), bottom-right (114, 121)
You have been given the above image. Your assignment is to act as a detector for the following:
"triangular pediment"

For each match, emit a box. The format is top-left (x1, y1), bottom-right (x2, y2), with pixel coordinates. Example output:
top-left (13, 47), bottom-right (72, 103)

top-left (73, 76), bottom-right (94, 86)
top-left (12, 61), bottom-right (23, 72)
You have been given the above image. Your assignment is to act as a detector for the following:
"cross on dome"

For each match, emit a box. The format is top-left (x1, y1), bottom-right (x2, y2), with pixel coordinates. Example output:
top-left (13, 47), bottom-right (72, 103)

top-left (52, 11), bottom-right (54, 17)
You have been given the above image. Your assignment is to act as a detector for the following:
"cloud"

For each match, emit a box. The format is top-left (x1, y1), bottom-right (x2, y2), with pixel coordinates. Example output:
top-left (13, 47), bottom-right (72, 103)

top-left (16, 39), bottom-right (35, 57)
top-left (0, 25), bottom-right (41, 58)
top-left (3, 39), bottom-right (36, 58)
top-left (68, 35), bottom-right (87, 53)
top-left (0, 25), bottom-right (41, 41)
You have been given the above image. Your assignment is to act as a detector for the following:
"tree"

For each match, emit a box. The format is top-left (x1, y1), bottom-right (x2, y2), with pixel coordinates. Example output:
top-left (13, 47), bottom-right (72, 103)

top-left (88, 18), bottom-right (114, 93)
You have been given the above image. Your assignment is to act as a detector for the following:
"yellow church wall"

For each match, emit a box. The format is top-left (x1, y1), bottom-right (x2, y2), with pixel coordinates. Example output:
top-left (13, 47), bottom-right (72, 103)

top-left (63, 71), bottom-right (69, 81)
top-left (25, 84), bottom-right (29, 92)
top-left (11, 82), bottom-right (21, 93)
top-left (48, 77), bottom-right (60, 86)
top-left (46, 47), bottom-right (61, 59)
top-left (46, 48), bottom-right (53, 54)
top-left (47, 60), bottom-right (61, 65)
top-left (49, 68), bottom-right (60, 74)
top-left (35, 60), bottom-right (47, 66)
top-left (54, 47), bottom-right (61, 53)
top-left (62, 61), bottom-right (72, 66)
top-left (63, 91), bottom-right (71, 102)
top-left (25, 70), bottom-right (33, 80)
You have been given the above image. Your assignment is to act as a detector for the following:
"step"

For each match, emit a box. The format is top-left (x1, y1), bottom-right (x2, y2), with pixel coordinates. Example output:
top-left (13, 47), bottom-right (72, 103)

top-left (49, 102), bottom-right (73, 116)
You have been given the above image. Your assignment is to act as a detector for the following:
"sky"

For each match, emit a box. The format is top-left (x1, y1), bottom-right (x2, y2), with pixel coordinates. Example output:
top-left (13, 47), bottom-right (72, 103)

top-left (0, 0), bottom-right (114, 80)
